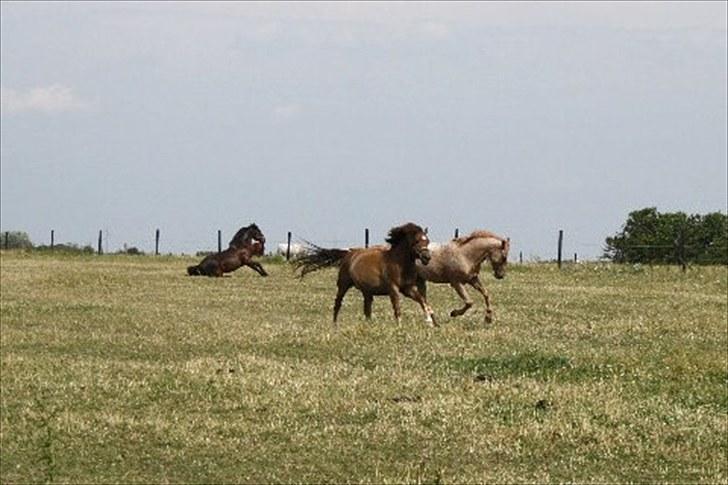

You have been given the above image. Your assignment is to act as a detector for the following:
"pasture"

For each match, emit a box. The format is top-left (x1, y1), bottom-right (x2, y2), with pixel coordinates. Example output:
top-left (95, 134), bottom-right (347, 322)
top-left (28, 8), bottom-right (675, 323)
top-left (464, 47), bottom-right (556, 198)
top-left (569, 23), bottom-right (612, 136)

top-left (0, 251), bottom-right (726, 484)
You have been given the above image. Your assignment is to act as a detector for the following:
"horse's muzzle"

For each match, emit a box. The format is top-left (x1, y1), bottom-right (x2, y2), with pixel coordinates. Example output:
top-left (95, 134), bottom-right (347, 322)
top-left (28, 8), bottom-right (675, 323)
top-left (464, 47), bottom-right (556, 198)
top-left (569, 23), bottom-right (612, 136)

top-left (418, 249), bottom-right (431, 265)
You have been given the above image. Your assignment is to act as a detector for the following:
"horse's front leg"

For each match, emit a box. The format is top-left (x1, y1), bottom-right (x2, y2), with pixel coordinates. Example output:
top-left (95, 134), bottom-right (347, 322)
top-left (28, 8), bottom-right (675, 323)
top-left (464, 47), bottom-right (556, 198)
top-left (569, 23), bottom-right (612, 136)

top-left (247, 261), bottom-right (269, 277)
top-left (416, 277), bottom-right (427, 300)
top-left (402, 285), bottom-right (437, 327)
top-left (449, 282), bottom-right (473, 317)
top-left (469, 276), bottom-right (493, 323)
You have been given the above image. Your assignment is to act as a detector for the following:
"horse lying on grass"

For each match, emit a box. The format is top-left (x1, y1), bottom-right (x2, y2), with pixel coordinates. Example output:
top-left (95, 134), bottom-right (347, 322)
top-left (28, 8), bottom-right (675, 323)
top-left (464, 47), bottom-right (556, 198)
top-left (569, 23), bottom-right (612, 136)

top-left (187, 223), bottom-right (268, 277)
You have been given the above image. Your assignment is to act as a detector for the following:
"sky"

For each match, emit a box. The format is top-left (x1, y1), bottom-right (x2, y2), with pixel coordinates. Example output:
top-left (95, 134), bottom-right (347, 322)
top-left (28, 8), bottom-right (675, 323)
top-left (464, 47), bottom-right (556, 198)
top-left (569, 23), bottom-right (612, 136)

top-left (1, 1), bottom-right (726, 259)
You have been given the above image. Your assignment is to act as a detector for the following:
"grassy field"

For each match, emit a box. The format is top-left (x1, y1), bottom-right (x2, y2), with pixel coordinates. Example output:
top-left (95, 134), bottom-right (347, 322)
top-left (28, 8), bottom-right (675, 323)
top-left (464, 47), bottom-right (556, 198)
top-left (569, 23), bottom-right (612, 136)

top-left (0, 251), bottom-right (726, 484)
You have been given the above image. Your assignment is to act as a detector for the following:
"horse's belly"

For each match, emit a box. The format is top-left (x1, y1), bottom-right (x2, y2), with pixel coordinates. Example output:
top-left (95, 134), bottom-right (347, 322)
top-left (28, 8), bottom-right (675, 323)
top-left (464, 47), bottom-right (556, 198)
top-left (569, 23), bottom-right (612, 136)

top-left (351, 274), bottom-right (388, 294)
top-left (417, 263), bottom-right (451, 284)
top-left (349, 252), bottom-right (387, 292)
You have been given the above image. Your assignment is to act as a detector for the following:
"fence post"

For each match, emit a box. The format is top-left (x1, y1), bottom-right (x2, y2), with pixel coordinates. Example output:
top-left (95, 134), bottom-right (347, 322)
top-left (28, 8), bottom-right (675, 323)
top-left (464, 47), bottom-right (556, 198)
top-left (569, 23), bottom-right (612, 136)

top-left (98, 230), bottom-right (103, 255)
top-left (675, 228), bottom-right (687, 273)
top-left (51, 230), bottom-right (55, 250)
top-left (455, 228), bottom-right (459, 238)
top-left (3, 232), bottom-right (8, 250)
top-left (286, 232), bottom-right (292, 261)
top-left (217, 230), bottom-right (222, 253)
top-left (155, 229), bottom-right (160, 256)
top-left (519, 251), bottom-right (523, 264)
top-left (557, 229), bottom-right (563, 269)
top-left (365, 228), bottom-right (369, 248)
top-left (574, 253), bottom-right (578, 263)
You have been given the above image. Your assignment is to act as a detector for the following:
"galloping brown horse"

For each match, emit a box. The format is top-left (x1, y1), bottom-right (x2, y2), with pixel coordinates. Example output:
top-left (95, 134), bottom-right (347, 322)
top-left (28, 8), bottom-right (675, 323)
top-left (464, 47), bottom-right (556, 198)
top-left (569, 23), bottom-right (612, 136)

top-left (416, 230), bottom-right (510, 324)
top-left (294, 223), bottom-right (436, 325)
top-left (187, 223), bottom-right (268, 277)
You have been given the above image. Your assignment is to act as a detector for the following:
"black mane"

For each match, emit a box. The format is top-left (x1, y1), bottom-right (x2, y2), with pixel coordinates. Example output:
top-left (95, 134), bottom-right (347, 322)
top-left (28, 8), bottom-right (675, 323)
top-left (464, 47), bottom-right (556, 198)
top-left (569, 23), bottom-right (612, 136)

top-left (229, 223), bottom-right (263, 249)
top-left (385, 223), bottom-right (424, 246)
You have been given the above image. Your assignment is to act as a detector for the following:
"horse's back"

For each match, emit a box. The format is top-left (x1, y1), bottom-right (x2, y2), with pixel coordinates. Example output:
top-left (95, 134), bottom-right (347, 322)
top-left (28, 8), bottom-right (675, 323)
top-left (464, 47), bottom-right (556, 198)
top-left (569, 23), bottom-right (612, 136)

top-left (417, 243), bottom-right (471, 283)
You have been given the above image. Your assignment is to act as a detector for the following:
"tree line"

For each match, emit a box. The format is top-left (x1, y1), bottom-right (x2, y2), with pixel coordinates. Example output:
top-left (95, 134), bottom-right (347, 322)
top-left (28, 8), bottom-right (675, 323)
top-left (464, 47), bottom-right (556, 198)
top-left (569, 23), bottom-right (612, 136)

top-left (603, 207), bottom-right (727, 265)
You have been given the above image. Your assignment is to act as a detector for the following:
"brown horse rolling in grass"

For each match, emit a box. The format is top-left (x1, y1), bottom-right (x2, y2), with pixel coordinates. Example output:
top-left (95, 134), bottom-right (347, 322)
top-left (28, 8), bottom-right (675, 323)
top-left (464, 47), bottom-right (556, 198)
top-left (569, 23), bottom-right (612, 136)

top-left (416, 230), bottom-right (510, 324)
top-left (187, 223), bottom-right (268, 277)
top-left (294, 223), bottom-right (437, 325)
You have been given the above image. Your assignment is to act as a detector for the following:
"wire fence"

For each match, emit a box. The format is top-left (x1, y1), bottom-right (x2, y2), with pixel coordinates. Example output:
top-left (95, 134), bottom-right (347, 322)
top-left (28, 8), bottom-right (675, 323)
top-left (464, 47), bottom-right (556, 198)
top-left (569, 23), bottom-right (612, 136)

top-left (3, 228), bottom-right (721, 271)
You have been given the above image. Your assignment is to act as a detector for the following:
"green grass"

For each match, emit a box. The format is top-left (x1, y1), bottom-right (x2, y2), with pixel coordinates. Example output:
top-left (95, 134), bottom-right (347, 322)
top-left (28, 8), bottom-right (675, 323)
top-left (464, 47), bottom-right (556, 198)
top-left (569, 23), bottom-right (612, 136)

top-left (1, 251), bottom-right (726, 484)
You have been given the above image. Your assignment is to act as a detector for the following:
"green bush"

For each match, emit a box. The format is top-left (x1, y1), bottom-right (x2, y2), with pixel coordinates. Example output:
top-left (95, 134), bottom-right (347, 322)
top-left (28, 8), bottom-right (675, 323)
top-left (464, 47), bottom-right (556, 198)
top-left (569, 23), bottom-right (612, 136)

top-left (0, 231), bottom-right (33, 250)
top-left (35, 243), bottom-right (95, 254)
top-left (116, 245), bottom-right (144, 256)
top-left (604, 208), bottom-right (727, 265)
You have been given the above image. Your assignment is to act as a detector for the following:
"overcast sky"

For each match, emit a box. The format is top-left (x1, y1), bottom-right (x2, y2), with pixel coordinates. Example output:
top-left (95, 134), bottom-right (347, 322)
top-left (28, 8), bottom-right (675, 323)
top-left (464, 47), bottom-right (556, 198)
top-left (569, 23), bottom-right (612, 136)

top-left (1, 1), bottom-right (726, 259)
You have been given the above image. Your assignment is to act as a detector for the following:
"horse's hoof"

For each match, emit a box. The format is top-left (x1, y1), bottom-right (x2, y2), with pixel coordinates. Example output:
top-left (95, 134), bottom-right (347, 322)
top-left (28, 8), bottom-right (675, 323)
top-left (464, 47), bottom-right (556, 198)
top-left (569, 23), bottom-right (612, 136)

top-left (484, 314), bottom-right (494, 324)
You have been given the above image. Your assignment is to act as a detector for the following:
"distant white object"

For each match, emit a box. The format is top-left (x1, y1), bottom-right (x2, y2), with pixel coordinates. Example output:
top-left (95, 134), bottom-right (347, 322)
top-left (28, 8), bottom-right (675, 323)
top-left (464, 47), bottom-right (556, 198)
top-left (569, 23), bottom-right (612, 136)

top-left (276, 243), bottom-right (306, 257)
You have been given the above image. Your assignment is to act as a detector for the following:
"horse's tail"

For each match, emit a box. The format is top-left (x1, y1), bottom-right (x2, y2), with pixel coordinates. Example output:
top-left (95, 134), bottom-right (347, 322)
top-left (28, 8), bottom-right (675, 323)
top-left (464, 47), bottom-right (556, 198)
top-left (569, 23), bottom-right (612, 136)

top-left (187, 265), bottom-right (202, 276)
top-left (293, 243), bottom-right (348, 278)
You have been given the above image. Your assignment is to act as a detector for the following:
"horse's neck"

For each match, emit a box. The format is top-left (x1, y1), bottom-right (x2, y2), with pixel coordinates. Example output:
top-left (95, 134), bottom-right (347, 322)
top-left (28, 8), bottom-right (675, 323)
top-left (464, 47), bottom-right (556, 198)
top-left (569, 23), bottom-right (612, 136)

top-left (230, 227), bottom-right (253, 247)
top-left (231, 234), bottom-right (253, 249)
top-left (238, 230), bottom-right (252, 244)
top-left (461, 237), bottom-right (500, 265)
top-left (387, 242), bottom-right (416, 265)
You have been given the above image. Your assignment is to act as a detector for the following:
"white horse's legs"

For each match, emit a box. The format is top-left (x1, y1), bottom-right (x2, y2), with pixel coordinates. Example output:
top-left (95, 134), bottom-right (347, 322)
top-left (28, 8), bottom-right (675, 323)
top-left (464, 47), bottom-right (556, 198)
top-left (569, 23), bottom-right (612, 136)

top-left (449, 282), bottom-right (473, 317)
top-left (469, 277), bottom-right (494, 323)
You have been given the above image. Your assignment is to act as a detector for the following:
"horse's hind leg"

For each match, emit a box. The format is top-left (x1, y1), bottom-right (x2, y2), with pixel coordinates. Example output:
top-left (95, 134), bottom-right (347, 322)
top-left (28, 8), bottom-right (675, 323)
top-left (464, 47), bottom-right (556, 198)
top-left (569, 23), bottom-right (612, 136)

top-left (450, 282), bottom-right (473, 317)
top-left (469, 276), bottom-right (493, 323)
top-left (363, 293), bottom-right (374, 321)
top-left (333, 277), bottom-right (353, 324)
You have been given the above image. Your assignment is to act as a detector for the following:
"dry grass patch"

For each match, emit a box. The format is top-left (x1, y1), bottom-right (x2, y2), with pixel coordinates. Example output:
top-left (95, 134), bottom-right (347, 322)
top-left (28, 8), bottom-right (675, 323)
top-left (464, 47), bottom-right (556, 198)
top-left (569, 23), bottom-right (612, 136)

top-left (1, 251), bottom-right (726, 483)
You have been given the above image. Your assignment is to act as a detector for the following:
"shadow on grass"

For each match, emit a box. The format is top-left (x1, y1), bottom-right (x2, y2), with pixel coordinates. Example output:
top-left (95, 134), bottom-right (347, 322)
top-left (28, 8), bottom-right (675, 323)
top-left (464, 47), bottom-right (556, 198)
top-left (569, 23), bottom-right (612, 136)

top-left (444, 351), bottom-right (727, 412)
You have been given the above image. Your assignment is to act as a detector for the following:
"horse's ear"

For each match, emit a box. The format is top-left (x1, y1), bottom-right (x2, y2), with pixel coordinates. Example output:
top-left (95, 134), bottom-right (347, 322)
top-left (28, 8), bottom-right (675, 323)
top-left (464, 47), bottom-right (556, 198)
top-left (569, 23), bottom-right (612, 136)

top-left (501, 239), bottom-right (507, 250)
top-left (424, 227), bottom-right (429, 235)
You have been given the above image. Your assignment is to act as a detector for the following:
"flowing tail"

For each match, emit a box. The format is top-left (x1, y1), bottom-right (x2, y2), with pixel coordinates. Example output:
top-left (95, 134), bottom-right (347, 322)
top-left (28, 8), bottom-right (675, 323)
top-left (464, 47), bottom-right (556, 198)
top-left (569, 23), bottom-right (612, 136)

top-left (293, 243), bottom-right (348, 278)
top-left (187, 265), bottom-right (202, 276)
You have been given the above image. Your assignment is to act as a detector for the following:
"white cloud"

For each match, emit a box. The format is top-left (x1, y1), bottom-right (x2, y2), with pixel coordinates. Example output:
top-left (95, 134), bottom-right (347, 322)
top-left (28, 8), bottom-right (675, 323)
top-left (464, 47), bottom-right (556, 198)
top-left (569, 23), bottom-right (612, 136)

top-left (1, 84), bottom-right (89, 114)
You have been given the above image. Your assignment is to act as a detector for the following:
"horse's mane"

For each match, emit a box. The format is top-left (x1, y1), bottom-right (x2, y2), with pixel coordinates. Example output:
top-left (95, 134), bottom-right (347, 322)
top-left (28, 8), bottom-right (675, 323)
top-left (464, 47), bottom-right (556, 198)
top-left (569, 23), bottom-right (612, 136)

top-left (453, 230), bottom-right (503, 246)
top-left (385, 223), bottom-right (424, 245)
top-left (229, 223), bottom-right (262, 248)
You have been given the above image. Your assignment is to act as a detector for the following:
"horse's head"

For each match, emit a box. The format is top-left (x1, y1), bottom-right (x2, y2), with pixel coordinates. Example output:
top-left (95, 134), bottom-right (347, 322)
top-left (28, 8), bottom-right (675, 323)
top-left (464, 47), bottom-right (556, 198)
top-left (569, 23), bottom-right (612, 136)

top-left (250, 239), bottom-right (265, 256)
top-left (490, 238), bottom-right (510, 279)
top-left (230, 223), bottom-right (266, 252)
top-left (247, 224), bottom-right (266, 251)
top-left (386, 222), bottom-right (431, 265)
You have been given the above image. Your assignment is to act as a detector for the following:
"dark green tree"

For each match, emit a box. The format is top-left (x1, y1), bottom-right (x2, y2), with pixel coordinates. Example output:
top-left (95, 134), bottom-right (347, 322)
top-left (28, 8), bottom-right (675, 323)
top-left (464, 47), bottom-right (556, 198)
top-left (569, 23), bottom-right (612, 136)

top-left (604, 208), bottom-right (727, 265)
